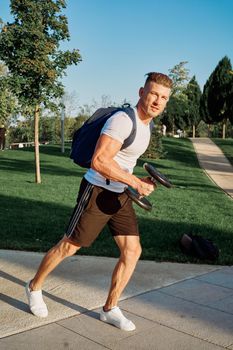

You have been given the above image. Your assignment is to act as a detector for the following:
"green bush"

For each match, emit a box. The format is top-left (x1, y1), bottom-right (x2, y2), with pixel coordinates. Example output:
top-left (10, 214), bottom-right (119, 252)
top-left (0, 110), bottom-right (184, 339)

top-left (142, 128), bottom-right (166, 159)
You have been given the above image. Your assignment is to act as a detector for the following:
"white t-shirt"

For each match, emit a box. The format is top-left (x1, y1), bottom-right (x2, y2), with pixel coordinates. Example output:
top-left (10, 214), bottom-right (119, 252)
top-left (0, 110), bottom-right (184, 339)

top-left (84, 108), bottom-right (151, 192)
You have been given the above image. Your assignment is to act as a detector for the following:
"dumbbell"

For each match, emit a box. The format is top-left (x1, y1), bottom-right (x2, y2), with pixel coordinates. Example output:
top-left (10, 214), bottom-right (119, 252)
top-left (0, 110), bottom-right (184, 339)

top-left (125, 163), bottom-right (172, 211)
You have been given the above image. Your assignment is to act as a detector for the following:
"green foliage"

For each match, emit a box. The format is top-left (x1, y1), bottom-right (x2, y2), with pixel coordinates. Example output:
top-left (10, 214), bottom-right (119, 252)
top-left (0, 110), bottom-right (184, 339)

top-left (200, 73), bottom-right (212, 123)
top-left (227, 70), bottom-right (233, 124)
top-left (0, 0), bottom-right (81, 109)
top-left (162, 61), bottom-right (191, 133)
top-left (0, 62), bottom-right (18, 125)
top-left (0, 0), bottom-right (82, 182)
top-left (206, 120), bottom-right (233, 138)
top-left (8, 120), bottom-right (33, 143)
top-left (210, 57), bottom-right (232, 122)
top-left (168, 61), bottom-right (190, 95)
top-left (40, 115), bottom-right (59, 143)
top-left (142, 127), bottom-right (166, 159)
top-left (184, 76), bottom-right (202, 128)
top-left (162, 93), bottom-right (188, 132)
top-left (200, 56), bottom-right (233, 125)
top-left (0, 86), bottom-right (17, 125)
top-left (8, 114), bottom-right (90, 144)
top-left (212, 138), bottom-right (233, 165)
top-left (195, 120), bottom-right (209, 137)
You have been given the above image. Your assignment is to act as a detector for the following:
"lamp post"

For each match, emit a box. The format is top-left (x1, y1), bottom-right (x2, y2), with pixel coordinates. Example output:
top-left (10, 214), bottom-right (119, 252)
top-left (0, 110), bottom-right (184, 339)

top-left (61, 99), bottom-right (65, 153)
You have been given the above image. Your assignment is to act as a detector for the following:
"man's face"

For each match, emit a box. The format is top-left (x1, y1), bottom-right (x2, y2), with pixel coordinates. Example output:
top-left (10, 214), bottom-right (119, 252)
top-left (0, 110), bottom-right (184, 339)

top-left (138, 81), bottom-right (171, 119)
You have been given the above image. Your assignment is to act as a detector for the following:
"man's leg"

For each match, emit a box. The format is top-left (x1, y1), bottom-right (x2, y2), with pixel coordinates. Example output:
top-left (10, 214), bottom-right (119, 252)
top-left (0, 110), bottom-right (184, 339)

top-left (26, 237), bottom-right (81, 317)
top-left (30, 237), bottom-right (81, 290)
top-left (100, 235), bottom-right (141, 331)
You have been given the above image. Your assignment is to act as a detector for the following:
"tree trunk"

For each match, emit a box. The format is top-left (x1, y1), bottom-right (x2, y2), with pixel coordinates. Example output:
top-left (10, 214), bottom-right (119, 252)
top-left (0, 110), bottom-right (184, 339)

top-left (34, 104), bottom-right (41, 183)
top-left (222, 119), bottom-right (227, 139)
top-left (192, 124), bottom-right (196, 138)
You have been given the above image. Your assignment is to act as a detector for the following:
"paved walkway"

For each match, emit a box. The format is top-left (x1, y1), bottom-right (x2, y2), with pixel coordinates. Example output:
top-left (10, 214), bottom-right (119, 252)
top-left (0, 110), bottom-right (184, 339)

top-left (191, 138), bottom-right (233, 199)
top-left (0, 138), bottom-right (233, 349)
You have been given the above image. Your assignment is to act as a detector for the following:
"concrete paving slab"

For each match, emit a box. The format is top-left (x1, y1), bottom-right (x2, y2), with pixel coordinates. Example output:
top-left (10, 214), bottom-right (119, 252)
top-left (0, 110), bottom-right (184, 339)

top-left (0, 249), bottom-right (219, 338)
top-left (120, 289), bottom-right (233, 348)
top-left (109, 323), bottom-right (225, 350)
top-left (159, 275), bottom-right (233, 315)
top-left (196, 266), bottom-right (233, 289)
top-left (158, 278), bottom-right (233, 307)
top-left (190, 138), bottom-right (233, 199)
top-left (209, 294), bottom-right (233, 314)
top-left (1, 306), bottom-right (227, 350)
top-left (0, 323), bottom-right (106, 350)
top-left (58, 307), bottom-right (155, 349)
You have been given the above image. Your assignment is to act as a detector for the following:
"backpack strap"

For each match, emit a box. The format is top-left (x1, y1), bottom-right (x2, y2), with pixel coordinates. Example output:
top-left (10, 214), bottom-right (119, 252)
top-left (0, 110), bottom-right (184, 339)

top-left (121, 106), bottom-right (154, 149)
top-left (121, 106), bottom-right (137, 149)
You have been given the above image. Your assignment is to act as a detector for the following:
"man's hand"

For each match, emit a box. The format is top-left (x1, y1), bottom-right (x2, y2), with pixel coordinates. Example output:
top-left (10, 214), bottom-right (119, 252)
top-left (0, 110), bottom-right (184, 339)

top-left (135, 177), bottom-right (156, 197)
top-left (91, 135), bottom-right (156, 196)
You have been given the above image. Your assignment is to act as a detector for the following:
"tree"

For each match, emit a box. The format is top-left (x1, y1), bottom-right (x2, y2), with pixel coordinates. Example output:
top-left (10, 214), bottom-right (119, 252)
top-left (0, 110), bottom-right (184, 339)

top-left (0, 0), bottom-right (81, 182)
top-left (200, 56), bottom-right (233, 138)
top-left (62, 90), bottom-right (80, 118)
top-left (0, 62), bottom-right (18, 126)
top-left (226, 70), bottom-right (233, 126)
top-left (142, 126), bottom-right (165, 159)
top-left (184, 76), bottom-right (202, 137)
top-left (9, 120), bottom-right (33, 143)
top-left (162, 94), bottom-right (188, 134)
top-left (162, 61), bottom-right (190, 134)
top-left (168, 61), bottom-right (190, 95)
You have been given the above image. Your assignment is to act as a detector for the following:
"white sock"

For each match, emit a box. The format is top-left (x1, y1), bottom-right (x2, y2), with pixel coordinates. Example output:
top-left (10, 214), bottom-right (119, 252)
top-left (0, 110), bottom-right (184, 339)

top-left (25, 281), bottom-right (48, 318)
top-left (100, 306), bottom-right (136, 331)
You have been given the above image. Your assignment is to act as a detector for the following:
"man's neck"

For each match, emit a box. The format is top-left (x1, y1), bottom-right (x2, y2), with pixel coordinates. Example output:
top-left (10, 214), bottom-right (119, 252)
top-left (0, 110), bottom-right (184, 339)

top-left (136, 104), bottom-right (153, 125)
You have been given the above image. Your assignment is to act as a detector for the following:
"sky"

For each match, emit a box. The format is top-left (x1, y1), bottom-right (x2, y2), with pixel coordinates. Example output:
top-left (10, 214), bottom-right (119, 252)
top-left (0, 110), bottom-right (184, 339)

top-left (1, 0), bottom-right (233, 111)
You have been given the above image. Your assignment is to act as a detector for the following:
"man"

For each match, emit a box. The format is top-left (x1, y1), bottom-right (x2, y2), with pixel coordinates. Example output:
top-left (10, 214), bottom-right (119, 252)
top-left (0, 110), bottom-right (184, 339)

top-left (26, 72), bottom-right (172, 331)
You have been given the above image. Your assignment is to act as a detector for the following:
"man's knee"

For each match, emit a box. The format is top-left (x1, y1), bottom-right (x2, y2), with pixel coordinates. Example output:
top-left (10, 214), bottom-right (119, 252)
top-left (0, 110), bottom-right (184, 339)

top-left (121, 242), bottom-right (142, 261)
top-left (56, 239), bottom-right (80, 259)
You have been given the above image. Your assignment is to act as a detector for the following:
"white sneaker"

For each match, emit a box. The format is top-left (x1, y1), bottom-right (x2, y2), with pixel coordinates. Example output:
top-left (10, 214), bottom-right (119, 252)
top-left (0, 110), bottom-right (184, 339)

top-left (100, 306), bottom-right (136, 331)
top-left (25, 281), bottom-right (48, 318)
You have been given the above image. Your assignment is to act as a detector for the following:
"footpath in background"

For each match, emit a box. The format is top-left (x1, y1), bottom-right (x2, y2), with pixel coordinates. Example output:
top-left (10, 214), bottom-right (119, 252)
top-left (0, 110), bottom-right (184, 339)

top-left (191, 137), bottom-right (233, 199)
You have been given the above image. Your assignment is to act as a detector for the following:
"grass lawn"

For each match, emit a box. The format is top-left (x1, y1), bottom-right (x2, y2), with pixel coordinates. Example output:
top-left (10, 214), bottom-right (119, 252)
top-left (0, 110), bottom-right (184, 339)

top-left (0, 138), bottom-right (233, 265)
top-left (212, 138), bottom-right (233, 165)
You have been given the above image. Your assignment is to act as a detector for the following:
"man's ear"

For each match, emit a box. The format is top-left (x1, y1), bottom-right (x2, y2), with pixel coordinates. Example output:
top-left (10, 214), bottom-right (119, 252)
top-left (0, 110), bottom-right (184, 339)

top-left (139, 87), bottom-right (144, 97)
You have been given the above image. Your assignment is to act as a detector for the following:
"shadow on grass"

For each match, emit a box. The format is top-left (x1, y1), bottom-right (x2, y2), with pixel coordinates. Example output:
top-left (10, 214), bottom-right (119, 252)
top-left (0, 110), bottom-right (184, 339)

top-left (0, 152), bottom-right (85, 177)
top-left (18, 144), bottom-right (71, 157)
top-left (1, 194), bottom-right (232, 265)
top-left (0, 193), bottom-right (72, 252)
top-left (138, 138), bottom-right (200, 170)
top-left (212, 138), bottom-right (233, 166)
top-left (136, 158), bottom-right (222, 194)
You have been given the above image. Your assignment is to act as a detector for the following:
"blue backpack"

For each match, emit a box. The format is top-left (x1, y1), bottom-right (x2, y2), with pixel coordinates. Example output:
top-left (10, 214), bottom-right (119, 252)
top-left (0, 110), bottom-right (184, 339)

top-left (70, 105), bottom-right (137, 168)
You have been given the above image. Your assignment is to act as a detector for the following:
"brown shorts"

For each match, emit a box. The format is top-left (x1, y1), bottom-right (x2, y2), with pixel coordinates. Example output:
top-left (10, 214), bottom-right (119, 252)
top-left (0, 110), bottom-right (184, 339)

top-left (65, 177), bottom-right (139, 247)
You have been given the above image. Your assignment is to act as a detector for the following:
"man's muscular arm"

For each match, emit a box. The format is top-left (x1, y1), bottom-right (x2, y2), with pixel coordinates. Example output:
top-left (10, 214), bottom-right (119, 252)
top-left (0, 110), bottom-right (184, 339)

top-left (91, 134), bottom-right (154, 196)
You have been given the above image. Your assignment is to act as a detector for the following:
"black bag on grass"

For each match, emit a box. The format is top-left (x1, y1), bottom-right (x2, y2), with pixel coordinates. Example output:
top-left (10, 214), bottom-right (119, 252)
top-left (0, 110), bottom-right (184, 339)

top-left (180, 234), bottom-right (219, 261)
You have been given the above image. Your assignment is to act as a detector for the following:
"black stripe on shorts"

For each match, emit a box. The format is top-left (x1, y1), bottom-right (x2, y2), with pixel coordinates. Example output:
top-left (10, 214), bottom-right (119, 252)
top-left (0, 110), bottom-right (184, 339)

top-left (66, 179), bottom-right (94, 237)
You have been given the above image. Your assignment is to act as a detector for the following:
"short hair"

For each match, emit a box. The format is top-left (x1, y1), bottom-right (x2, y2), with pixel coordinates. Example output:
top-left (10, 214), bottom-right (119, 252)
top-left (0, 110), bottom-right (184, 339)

top-left (144, 72), bottom-right (173, 89)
